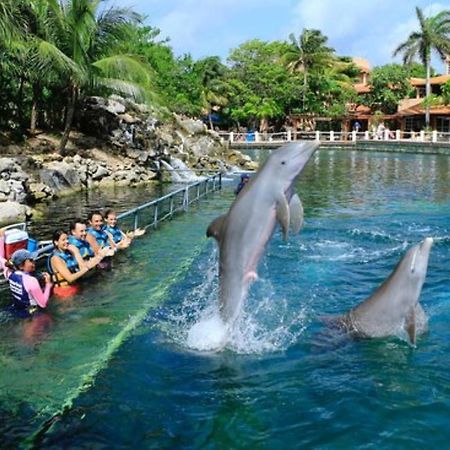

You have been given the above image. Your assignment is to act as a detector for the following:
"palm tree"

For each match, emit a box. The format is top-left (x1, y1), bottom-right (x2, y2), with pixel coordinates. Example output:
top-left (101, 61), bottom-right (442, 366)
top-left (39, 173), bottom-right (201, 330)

top-left (51, 0), bottom-right (154, 152)
top-left (393, 7), bottom-right (450, 127)
top-left (284, 29), bottom-right (335, 111)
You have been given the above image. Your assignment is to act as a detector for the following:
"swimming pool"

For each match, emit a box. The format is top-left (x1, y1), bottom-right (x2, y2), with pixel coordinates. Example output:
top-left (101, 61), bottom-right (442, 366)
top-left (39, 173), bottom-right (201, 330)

top-left (1, 149), bottom-right (449, 448)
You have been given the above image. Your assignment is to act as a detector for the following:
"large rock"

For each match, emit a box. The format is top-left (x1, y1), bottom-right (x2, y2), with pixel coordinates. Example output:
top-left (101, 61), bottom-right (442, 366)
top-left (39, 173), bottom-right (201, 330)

top-left (176, 116), bottom-right (207, 136)
top-left (0, 201), bottom-right (31, 226)
top-left (39, 162), bottom-right (82, 193)
top-left (0, 157), bottom-right (19, 173)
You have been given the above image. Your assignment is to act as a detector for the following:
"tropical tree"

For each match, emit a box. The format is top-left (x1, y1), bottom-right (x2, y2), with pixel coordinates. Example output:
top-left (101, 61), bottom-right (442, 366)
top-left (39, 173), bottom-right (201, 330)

top-left (283, 29), bottom-right (336, 110)
top-left (49, 0), bottom-right (155, 152)
top-left (393, 7), bottom-right (450, 127)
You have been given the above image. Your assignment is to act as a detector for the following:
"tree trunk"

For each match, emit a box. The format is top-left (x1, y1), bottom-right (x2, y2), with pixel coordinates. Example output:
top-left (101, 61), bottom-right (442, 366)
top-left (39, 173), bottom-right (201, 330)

top-left (302, 70), bottom-right (307, 110)
top-left (425, 54), bottom-right (431, 128)
top-left (59, 85), bottom-right (77, 153)
top-left (17, 78), bottom-right (25, 128)
top-left (30, 82), bottom-right (40, 135)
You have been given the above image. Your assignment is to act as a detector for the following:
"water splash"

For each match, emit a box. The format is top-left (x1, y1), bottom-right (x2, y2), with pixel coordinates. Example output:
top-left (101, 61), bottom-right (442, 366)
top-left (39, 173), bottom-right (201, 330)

top-left (164, 247), bottom-right (309, 354)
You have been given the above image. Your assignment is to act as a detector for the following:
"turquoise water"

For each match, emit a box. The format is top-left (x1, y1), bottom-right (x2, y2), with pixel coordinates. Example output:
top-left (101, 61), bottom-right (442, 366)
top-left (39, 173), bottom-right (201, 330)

top-left (1, 150), bottom-right (450, 448)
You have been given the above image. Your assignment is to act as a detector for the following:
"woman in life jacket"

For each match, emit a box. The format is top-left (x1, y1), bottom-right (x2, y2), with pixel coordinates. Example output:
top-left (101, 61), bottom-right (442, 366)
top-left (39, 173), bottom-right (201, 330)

top-left (48, 230), bottom-right (96, 297)
top-left (0, 248), bottom-right (52, 317)
top-left (103, 209), bottom-right (146, 250)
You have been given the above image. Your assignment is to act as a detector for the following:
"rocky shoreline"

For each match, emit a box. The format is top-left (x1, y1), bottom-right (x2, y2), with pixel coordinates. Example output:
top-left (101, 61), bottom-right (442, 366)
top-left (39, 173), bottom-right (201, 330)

top-left (0, 96), bottom-right (258, 225)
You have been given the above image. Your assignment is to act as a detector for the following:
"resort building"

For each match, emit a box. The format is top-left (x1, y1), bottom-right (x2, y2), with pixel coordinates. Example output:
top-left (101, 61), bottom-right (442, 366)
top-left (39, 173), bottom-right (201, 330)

top-left (289, 57), bottom-right (450, 134)
top-left (347, 57), bottom-right (450, 133)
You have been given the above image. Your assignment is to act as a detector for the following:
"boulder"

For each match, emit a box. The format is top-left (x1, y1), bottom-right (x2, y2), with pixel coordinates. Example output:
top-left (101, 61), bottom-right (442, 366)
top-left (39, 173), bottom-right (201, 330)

top-left (176, 116), bottom-right (207, 136)
top-left (40, 162), bottom-right (82, 192)
top-left (0, 157), bottom-right (19, 173)
top-left (0, 201), bottom-right (31, 226)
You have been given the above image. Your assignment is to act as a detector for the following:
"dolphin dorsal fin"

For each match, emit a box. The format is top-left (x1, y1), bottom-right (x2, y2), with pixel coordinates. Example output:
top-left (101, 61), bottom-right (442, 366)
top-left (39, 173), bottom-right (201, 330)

top-left (276, 194), bottom-right (290, 242)
top-left (289, 193), bottom-right (304, 234)
top-left (206, 214), bottom-right (227, 242)
top-left (406, 307), bottom-right (416, 346)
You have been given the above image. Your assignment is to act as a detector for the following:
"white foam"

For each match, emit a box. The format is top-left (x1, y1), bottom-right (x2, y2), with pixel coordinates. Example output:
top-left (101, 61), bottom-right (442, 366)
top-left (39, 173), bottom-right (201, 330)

top-left (186, 314), bottom-right (229, 351)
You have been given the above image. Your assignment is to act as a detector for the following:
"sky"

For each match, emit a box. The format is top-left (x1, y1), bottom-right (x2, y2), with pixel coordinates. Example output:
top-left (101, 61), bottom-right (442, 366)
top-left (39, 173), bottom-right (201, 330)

top-left (117, 0), bottom-right (450, 71)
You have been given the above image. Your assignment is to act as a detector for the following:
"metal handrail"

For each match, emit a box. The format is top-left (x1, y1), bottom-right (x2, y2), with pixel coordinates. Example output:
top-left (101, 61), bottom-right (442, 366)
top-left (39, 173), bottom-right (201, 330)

top-left (117, 172), bottom-right (222, 231)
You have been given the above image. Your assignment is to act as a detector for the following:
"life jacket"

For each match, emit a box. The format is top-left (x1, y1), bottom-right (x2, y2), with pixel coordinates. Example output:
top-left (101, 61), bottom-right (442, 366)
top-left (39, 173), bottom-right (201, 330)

top-left (103, 225), bottom-right (123, 244)
top-left (8, 271), bottom-right (36, 310)
top-left (87, 227), bottom-right (109, 248)
top-left (47, 249), bottom-right (79, 286)
top-left (68, 235), bottom-right (94, 260)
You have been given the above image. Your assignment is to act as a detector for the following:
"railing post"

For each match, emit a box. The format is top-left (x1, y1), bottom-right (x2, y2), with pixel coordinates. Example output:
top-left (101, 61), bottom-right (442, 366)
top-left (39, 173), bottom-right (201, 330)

top-left (254, 131), bottom-right (260, 142)
top-left (384, 130), bottom-right (389, 141)
top-left (352, 131), bottom-right (356, 141)
top-left (330, 130), bottom-right (335, 142)
top-left (432, 130), bottom-right (437, 142)
top-left (315, 131), bottom-right (320, 141)
top-left (287, 130), bottom-right (292, 141)
top-left (395, 129), bottom-right (401, 140)
top-left (364, 131), bottom-right (369, 140)
top-left (183, 187), bottom-right (189, 210)
top-left (420, 130), bottom-right (425, 142)
top-left (153, 204), bottom-right (158, 229)
top-left (219, 172), bottom-right (222, 190)
top-left (134, 212), bottom-right (139, 231)
top-left (229, 132), bottom-right (234, 143)
top-left (169, 197), bottom-right (174, 217)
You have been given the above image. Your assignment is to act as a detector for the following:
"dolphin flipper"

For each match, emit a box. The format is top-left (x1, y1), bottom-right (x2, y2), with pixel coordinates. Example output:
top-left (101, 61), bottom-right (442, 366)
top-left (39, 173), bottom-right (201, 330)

top-left (406, 307), bottom-right (416, 345)
top-left (289, 194), bottom-right (304, 234)
top-left (276, 194), bottom-right (290, 241)
top-left (207, 214), bottom-right (227, 242)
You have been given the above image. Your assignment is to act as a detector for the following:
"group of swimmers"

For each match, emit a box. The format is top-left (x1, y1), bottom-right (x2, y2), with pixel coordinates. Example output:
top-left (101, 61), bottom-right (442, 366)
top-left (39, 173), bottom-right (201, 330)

top-left (0, 210), bottom-right (145, 317)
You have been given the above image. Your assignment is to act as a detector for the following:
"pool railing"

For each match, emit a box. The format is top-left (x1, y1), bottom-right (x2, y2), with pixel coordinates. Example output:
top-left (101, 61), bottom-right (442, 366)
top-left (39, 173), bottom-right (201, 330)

top-left (0, 172), bottom-right (223, 282)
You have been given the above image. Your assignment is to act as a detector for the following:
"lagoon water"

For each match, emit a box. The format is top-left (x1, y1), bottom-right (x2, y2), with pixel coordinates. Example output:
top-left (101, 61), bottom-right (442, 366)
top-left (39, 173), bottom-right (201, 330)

top-left (1, 149), bottom-right (450, 448)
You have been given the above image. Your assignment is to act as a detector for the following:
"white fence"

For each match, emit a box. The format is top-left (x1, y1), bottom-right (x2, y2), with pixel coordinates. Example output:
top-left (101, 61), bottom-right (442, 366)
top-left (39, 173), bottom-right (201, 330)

top-left (218, 130), bottom-right (450, 144)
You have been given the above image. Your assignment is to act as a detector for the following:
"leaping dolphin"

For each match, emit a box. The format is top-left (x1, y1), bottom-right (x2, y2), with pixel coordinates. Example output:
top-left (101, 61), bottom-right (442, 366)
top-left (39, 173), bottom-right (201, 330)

top-left (337, 237), bottom-right (433, 345)
top-left (207, 141), bottom-right (318, 326)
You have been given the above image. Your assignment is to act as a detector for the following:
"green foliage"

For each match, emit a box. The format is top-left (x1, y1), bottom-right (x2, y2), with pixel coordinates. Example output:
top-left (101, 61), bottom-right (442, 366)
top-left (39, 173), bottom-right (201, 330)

top-left (365, 64), bottom-right (413, 114)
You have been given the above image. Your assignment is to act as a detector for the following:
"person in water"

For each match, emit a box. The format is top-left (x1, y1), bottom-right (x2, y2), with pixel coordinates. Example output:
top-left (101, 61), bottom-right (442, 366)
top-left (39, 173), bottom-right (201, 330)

top-left (234, 174), bottom-right (250, 196)
top-left (103, 209), bottom-right (146, 249)
top-left (0, 249), bottom-right (52, 317)
top-left (48, 229), bottom-right (96, 296)
top-left (68, 219), bottom-right (96, 262)
top-left (86, 211), bottom-right (116, 255)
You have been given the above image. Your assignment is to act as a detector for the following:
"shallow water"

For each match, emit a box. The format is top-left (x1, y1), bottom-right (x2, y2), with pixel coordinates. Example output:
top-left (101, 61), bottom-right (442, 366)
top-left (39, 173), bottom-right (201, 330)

top-left (1, 149), bottom-right (450, 448)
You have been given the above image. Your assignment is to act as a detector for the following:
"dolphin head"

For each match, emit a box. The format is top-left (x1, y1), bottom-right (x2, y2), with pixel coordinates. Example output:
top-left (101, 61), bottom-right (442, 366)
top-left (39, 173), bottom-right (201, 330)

top-left (262, 141), bottom-right (318, 188)
top-left (398, 237), bottom-right (433, 294)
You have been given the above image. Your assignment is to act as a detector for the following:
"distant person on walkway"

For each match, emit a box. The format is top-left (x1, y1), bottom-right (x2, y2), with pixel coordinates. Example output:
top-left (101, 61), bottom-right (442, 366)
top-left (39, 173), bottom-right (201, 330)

top-left (353, 121), bottom-right (362, 132)
top-left (0, 248), bottom-right (52, 317)
top-left (103, 210), bottom-right (145, 250)
top-left (235, 174), bottom-right (250, 196)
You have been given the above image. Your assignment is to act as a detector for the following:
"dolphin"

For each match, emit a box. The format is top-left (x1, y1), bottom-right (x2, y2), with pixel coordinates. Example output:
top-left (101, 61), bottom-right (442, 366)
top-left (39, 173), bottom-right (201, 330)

top-left (207, 141), bottom-right (318, 325)
top-left (337, 237), bottom-right (433, 345)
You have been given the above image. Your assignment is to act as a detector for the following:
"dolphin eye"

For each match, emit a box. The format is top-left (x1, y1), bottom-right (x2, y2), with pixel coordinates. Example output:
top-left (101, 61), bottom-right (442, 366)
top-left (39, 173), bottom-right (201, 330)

top-left (281, 161), bottom-right (286, 165)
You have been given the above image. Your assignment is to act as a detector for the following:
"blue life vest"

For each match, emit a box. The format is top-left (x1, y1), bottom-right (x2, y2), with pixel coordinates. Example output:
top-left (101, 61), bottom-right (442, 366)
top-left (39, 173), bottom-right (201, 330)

top-left (47, 249), bottom-right (79, 286)
top-left (68, 235), bottom-right (94, 259)
top-left (103, 225), bottom-right (123, 244)
top-left (87, 227), bottom-right (109, 248)
top-left (8, 271), bottom-right (34, 309)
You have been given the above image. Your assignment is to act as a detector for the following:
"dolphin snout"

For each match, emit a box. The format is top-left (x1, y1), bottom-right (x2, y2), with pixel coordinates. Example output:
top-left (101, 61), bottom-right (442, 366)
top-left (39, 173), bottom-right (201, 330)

top-left (421, 237), bottom-right (434, 251)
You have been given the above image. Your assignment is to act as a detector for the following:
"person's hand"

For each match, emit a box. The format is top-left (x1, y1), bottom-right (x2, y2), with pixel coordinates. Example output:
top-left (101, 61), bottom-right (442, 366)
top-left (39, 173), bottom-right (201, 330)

top-left (134, 228), bottom-right (146, 237)
top-left (100, 247), bottom-right (115, 258)
top-left (42, 272), bottom-right (52, 284)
